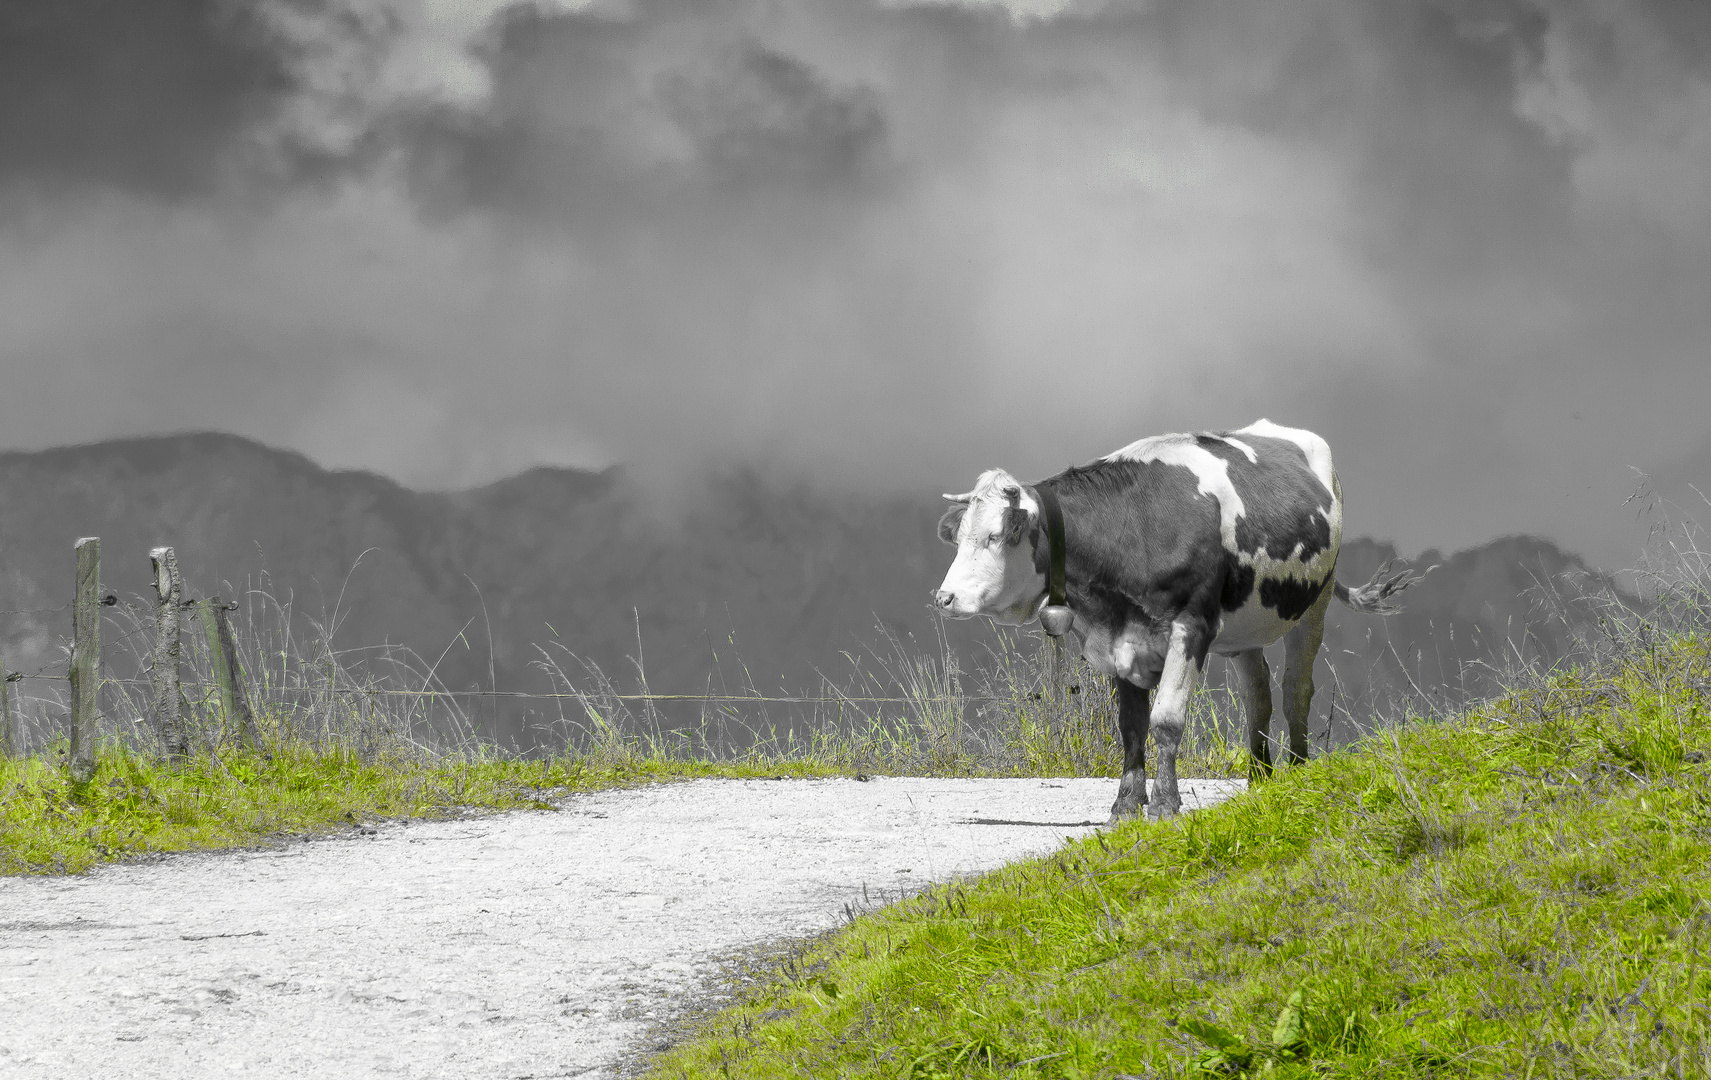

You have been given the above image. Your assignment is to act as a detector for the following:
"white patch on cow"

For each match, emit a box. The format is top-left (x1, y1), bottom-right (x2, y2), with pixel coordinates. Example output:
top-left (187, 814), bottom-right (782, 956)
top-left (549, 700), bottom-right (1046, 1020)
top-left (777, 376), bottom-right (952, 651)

top-left (1151, 622), bottom-right (1200, 725)
top-left (1213, 582), bottom-right (1313, 653)
top-left (934, 468), bottom-right (1046, 624)
top-left (1102, 434), bottom-right (1246, 553)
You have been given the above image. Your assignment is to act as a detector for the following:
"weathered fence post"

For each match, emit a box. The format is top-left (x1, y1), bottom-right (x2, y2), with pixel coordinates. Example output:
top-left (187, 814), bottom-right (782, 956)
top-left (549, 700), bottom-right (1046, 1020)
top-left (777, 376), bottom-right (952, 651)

top-left (0, 650), bottom-right (15, 758)
top-left (149, 546), bottom-right (190, 760)
top-left (202, 597), bottom-right (265, 756)
top-left (68, 536), bottom-right (100, 781)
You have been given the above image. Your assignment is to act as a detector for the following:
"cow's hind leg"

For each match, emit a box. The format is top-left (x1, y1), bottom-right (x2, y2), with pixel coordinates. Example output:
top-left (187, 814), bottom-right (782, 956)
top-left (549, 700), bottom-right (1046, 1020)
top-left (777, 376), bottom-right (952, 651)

top-left (1279, 578), bottom-right (1334, 765)
top-left (1109, 677), bottom-right (1150, 822)
top-left (1230, 647), bottom-right (1273, 781)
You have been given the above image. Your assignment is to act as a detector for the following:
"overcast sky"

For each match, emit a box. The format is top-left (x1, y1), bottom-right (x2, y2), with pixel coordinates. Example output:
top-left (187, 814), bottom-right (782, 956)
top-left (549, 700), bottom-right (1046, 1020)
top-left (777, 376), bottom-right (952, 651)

top-left (2, 0), bottom-right (1708, 568)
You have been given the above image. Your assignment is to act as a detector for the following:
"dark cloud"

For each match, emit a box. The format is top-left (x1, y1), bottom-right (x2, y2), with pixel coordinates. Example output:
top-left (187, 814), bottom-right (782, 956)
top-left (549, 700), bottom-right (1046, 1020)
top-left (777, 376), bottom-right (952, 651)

top-left (1, 0), bottom-right (1710, 568)
top-left (1284, 2), bottom-right (1573, 275)
top-left (402, 2), bottom-right (894, 240)
top-left (0, 0), bottom-right (410, 206)
top-left (665, 45), bottom-right (888, 195)
top-left (0, 0), bottom-right (297, 199)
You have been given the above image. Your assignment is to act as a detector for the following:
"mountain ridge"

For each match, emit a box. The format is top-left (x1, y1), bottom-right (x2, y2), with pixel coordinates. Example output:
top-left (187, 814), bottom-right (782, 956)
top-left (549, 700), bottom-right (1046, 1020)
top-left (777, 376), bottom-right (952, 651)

top-left (0, 432), bottom-right (1629, 746)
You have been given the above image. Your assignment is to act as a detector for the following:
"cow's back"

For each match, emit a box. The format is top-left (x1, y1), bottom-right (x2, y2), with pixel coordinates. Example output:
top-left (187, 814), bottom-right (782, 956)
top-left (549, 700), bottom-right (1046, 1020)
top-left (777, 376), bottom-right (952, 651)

top-left (1102, 419), bottom-right (1343, 653)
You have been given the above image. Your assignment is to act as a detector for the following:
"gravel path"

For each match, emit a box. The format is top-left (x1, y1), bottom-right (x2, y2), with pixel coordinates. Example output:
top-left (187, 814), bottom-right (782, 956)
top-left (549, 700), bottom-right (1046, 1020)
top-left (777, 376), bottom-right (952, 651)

top-left (0, 776), bottom-right (1244, 1079)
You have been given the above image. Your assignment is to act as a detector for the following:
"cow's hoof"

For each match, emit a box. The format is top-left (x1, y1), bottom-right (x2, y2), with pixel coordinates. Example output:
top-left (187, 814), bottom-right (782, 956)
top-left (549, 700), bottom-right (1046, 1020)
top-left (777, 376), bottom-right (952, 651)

top-left (1145, 802), bottom-right (1181, 822)
top-left (1108, 802), bottom-right (1141, 824)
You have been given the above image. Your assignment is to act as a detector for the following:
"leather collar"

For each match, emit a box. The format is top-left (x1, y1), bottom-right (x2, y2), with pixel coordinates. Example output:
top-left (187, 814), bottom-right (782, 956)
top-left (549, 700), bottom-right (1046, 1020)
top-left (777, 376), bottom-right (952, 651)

top-left (1032, 484), bottom-right (1067, 608)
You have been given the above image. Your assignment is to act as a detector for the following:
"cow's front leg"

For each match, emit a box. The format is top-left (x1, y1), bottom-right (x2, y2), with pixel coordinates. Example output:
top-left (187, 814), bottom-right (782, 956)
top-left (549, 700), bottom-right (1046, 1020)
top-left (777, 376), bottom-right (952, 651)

top-left (1109, 677), bottom-right (1151, 822)
top-left (1146, 620), bottom-right (1206, 821)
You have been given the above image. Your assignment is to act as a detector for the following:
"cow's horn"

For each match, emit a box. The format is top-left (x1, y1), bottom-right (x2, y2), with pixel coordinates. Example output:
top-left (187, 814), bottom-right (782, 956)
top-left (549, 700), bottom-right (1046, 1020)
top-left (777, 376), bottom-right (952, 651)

top-left (942, 490), bottom-right (976, 502)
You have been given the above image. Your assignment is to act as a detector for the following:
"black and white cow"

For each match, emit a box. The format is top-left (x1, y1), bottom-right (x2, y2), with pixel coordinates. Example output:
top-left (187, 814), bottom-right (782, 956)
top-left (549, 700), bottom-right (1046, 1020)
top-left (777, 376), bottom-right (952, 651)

top-left (934, 419), bottom-right (1419, 822)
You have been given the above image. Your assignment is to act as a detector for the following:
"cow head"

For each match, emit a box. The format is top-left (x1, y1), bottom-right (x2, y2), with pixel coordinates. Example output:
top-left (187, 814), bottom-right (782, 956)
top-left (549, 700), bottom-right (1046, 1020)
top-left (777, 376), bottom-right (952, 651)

top-left (933, 469), bottom-right (1046, 624)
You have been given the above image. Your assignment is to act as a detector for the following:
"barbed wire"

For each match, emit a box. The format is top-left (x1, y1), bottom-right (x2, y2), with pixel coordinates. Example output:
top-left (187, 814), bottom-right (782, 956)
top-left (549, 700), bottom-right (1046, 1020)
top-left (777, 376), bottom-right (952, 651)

top-left (1, 591), bottom-right (223, 619)
top-left (3, 591), bottom-right (996, 703)
top-left (0, 602), bottom-right (72, 617)
top-left (4, 659), bottom-right (70, 683)
top-left (351, 688), bottom-right (998, 704)
top-left (0, 671), bottom-right (997, 704)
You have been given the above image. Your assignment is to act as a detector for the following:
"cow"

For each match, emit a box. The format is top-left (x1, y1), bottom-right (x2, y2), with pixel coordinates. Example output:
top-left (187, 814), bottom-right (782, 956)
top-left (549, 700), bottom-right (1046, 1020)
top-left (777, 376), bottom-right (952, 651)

top-left (933, 419), bottom-right (1420, 823)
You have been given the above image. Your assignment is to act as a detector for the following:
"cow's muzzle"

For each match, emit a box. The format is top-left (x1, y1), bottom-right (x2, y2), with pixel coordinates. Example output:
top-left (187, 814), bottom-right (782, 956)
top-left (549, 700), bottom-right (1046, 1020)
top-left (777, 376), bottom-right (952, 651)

top-left (931, 588), bottom-right (970, 617)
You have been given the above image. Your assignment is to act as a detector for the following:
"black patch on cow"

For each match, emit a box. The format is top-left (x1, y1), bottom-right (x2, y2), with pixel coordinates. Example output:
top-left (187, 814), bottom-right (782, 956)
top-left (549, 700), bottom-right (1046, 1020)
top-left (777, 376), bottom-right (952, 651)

top-left (1220, 558), bottom-right (1255, 613)
top-left (937, 503), bottom-right (966, 544)
top-left (1259, 573), bottom-right (1329, 621)
top-left (1035, 459), bottom-right (1229, 656)
top-left (1000, 487), bottom-right (1029, 546)
top-left (1195, 433), bottom-right (1334, 562)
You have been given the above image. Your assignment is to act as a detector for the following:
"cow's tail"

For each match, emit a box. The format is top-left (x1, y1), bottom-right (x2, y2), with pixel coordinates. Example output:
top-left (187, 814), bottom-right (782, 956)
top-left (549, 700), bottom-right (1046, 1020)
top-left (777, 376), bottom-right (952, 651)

top-left (1334, 560), bottom-right (1432, 615)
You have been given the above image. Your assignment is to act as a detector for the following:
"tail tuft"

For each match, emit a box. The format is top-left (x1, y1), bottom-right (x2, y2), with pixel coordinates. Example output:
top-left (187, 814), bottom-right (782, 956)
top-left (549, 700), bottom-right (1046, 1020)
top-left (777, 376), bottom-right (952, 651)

top-left (1334, 560), bottom-right (1432, 615)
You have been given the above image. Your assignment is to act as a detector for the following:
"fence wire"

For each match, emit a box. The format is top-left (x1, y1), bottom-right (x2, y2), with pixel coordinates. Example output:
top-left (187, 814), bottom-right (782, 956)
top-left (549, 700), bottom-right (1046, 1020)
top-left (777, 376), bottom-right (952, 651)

top-left (4, 671), bottom-right (999, 704)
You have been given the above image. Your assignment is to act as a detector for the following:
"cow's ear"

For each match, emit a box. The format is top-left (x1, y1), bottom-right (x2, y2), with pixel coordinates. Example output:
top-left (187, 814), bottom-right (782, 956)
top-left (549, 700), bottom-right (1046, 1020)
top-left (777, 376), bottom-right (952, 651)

top-left (937, 503), bottom-right (967, 544)
top-left (1001, 505), bottom-right (1030, 547)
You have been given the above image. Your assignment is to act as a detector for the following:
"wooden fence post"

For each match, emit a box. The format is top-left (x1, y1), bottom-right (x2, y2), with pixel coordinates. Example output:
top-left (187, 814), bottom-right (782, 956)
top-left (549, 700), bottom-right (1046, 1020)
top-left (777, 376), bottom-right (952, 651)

top-left (0, 650), bottom-right (15, 758)
top-left (149, 547), bottom-right (189, 760)
top-left (202, 597), bottom-right (265, 756)
top-left (68, 537), bottom-right (100, 782)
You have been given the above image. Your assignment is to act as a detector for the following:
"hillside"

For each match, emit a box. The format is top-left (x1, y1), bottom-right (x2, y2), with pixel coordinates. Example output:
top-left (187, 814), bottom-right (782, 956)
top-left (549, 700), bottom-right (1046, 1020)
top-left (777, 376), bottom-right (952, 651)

top-left (653, 635), bottom-right (1711, 1078)
top-left (0, 434), bottom-right (1631, 747)
top-left (0, 434), bottom-right (987, 744)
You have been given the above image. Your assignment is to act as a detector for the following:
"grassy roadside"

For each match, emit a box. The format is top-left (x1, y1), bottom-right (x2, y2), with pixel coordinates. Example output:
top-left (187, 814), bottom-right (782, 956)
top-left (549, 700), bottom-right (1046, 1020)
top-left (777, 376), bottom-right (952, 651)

top-left (0, 743), bottom-right (844, 876)
top-left (648, 638), bottom-right (1711, 1079)
top-left (0, 715), bottom-right (1236, 878)
top-left (0, 631), bottom-right (1244, 875)
top-left (0, 605), bottom-right (1252, 876)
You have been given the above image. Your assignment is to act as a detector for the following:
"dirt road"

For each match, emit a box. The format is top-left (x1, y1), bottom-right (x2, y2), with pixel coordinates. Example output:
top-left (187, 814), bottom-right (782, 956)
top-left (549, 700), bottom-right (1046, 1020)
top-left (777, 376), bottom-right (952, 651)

top-left (0, 776), bottom-right (1243, 1079)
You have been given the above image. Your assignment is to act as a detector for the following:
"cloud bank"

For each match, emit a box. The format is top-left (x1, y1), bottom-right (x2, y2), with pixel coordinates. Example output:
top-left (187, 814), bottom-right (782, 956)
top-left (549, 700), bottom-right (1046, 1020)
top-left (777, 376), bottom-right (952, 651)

top-left (2, 0), bottom-right (1709, 565)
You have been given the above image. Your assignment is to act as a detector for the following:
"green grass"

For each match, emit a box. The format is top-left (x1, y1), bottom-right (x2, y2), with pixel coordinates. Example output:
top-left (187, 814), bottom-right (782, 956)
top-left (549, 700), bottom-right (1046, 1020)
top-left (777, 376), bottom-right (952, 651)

top-left (648, 637), bottom-right (1711, 1079)
top-left (0, 685), bottom-right (1236, 877)
top-left (2, 624), bottom-right (1244, 875)
top-left (0, 738), bottom-right (850, 875)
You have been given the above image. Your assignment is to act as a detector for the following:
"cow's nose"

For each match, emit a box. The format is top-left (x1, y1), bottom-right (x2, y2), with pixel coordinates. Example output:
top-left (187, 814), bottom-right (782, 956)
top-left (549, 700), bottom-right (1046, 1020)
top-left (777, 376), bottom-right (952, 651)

top-left (932, 588), bottom-right (954, 610)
